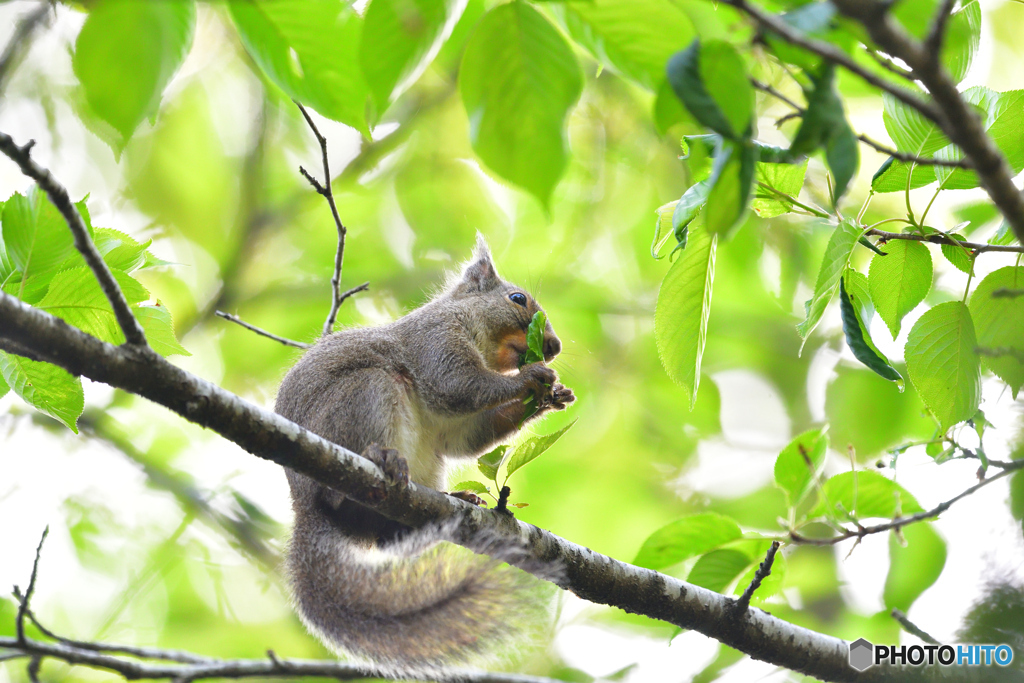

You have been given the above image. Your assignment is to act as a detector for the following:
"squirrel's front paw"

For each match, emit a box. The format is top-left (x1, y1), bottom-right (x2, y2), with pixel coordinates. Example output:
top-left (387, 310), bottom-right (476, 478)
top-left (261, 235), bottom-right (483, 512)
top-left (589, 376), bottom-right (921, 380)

top-left (447, 490), bottom-right (487, 506)
top-left (519, 362), bottom-right (557, 402)
top-left (547, 383), bottom-right (575, 410)
top-left (362, 443), bottom-right (409, 488)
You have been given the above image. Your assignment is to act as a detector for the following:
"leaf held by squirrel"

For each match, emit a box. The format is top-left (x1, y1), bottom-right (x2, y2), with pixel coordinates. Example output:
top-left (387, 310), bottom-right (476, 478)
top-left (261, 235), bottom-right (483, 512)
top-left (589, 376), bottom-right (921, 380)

top-left (275, 235), bottom-right (573, 675)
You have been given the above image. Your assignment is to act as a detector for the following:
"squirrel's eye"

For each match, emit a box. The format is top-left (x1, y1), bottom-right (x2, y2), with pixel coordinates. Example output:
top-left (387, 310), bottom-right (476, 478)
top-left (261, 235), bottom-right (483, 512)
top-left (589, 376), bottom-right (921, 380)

top-left (509, 292), bottom-right (528, 307)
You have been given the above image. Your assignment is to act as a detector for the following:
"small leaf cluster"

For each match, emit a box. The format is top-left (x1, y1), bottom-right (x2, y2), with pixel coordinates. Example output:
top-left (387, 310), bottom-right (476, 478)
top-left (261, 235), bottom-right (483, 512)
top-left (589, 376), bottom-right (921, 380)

top-left (0, 188), bottom-right (188, 431)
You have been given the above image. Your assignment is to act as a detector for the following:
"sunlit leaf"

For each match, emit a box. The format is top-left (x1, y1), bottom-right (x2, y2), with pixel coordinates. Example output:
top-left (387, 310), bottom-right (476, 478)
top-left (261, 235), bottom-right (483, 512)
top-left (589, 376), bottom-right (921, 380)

top-left (634, 512), bottom-right (742, 570)
top-left (0, 351), bottom-right (84, 432)
top-left (505, 419), bottom-right (576, 479)
top-left (796, 218), bottom-right (863, 345)
top-left (704, 141), bottom-right (756, 236)
top-left (73, 0), bottom-right (196, 148)
top-left (452, 480), bottom-right (488, 494)
top-left (135, 305), bottom-right (190, 357)
top-left (687, 548), bottom-right (750, 593)
top-left (752, 159), bottom-right (808, 218)
top-left (774, 426), bottom-right (829, 508)
top-left (969, 266), bottom-right (1024, 397)
top-left (478, 445), bottom-right (508, 480)
top-left (459, 2), bottom-right (583, 208)
top-left (655, 225), bottom-right (717, 407)
top-left (868, 239), bottom-right (932, 339)
top-left (934, 89), bottom-right (1024, 190)
top-left (884, 522), bottom-right (946, 612)
top-left (904, 301), bottom-right (981, 430)
top-left (230, 0), bottom-right (370, 134)
top-left (360, 0), bottom-right (467, 116)
top-left (2, 190), bottom-right (76, 303)
top-left (942, 0), bottom-right (981, 84)
top-left (36, 267), bottom-right (148, 345)
top-left (667, 39), bottom-right (753, 140)
top-left (812, 470), bottom-right (923, 520)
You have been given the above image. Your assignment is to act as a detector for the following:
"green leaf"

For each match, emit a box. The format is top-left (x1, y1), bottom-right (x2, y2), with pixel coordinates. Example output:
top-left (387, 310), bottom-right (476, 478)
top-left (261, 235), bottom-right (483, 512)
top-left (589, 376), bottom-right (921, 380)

top-left (904, 301), bottom-right (981, 430)
top-left (942, 0), bottom-right (981, 85)
top-left (0, 369), bottom-right (8, 400)
top-left (655, 225), bottom-right (717, 408)
top-left (459, 2), bottom-right (582, 209)
top-left (774, 426), bottom-right (829, 508)
top-left (796, 218), bottom-right (864, 344)
top-left (478, 445), bottom-right (508, 480)
top-left (789, 65), bottom-right (858, 203)
top-left (360, 0), bottom-right (467, 115)
top-left (2, 190), bottom-right (76, 303)
top-left (73, 0), bottom-right (196, 148)
top-left (989, 221), bottom-right (1018, 246)
top-left (505, 419), bottom-right (577, 480)
top-left (813, 470), bottom-right (923, 520)
top-left (633, 512), bottom-right (742, 570)
top-left (868, 239), bottom-right (932, 339)
top-left (666, 39), bottom-right (753, 140)
top-left (558, 0), bottom-right (695, 90)
top-left (940, 234), bottom-right (973, 273)
top-left (687, 548), bottom-right (751, 593)
top-left (229, 0), bottom-right (370, 134)
top-left (752, 159), bottom-right (808, 218)
top-left (0, 350), bottom-right (84, 432)
top-left (671, 179), bottom-right (713, 245)
top-left (872, 93), bottom-right (950, 193)
top-left (452, 480), bottom-right (488, 494)
top-left (969, 266), bottom-right (1024, 397)
top-left (840, 275), bottom-right (904, 385)
top-left (135, 305), bottom-right (190, 357)
top-left (523, 311), bottom-right (547, 366)
top-left (94, 228), bottom-right (153, 273)
top-left (36, 267), bottom-right (148, 345)
top-left (884, 522), bottom-right (946, 612)
top-left (704, 141), bottom-right (757, 236)
top-left (934, 89), bottom-right (1024, 190)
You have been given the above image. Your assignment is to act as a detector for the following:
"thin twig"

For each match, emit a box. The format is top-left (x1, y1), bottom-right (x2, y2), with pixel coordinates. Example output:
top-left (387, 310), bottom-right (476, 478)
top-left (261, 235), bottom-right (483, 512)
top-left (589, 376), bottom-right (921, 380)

top-left (891, 609), bottom-right (940, 645)
top-left (0, 635), bottom-right (557, 683)
top-left (924, 0), bottom-right (958, 58)
top-left (789, 460), bottom-right (1024, 546)
top-left (865, 47), bottom-right (915, 81)
top-left (748, 77), bottom-right (966, 168)
top-left (15, 527), bottom-right (48, 644)
top-left (294, 103), bottom-right (360, 338)
top-left (214, 311), bottom-right (311, 349)
top-left (865, 227), bottom-right (1023, 254)
top-left (0, 2), bottom-right (51, 97)
top-left (0, 132), bottom-right (148, 346)
top-left (733, 541), bottom-right (781, 614)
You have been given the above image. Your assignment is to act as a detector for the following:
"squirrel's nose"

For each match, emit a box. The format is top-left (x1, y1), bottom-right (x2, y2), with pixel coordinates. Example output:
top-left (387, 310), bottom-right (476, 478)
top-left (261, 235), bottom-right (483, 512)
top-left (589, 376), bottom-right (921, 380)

top-left (543, 336), bottom-right (561, 361)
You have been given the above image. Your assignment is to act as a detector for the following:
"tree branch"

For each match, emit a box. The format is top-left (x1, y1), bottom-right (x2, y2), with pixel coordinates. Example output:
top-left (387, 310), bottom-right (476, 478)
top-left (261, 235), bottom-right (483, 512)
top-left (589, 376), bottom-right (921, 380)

top-left (733, 541), bottom-right (780, 614)
top-left (830, 0), bottom-right (1024, 244)
top-left (294, 103), bottom-right (360, 338)
top-left (0, 132), bottom-right (148, 346)
top-left (891, 609), bottom-right (940, 645)
top-left (0, 2), bottom-right (51, 97)
top-left (0, 291), bottom-right (931, 682)
top-left (789, 460), bottom-right (1024, 547)
top-left (865, 227), bottom-right (1024, 254)
top-left (749, 78), bottom-right (968, 168)
top-left (214, 311), bottom-right (311, 349)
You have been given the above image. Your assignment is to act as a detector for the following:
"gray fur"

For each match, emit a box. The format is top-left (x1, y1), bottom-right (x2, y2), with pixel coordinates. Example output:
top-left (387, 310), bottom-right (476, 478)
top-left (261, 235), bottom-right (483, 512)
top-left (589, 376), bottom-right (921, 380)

top-left (276, 238), bottom-right (572, 673)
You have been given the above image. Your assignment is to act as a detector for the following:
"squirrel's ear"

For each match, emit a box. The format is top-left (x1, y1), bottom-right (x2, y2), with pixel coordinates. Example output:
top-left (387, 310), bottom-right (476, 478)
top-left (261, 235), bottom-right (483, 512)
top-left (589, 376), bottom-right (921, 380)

top-left (459, 235), bottom-right (500, 291)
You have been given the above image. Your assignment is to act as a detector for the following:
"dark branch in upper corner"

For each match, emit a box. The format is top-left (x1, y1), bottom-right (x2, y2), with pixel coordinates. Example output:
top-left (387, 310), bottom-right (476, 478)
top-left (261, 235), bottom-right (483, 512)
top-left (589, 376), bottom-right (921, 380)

top-left (0, 1), bottom-right (51, 96)
top-left (733, 541), bottom-right (780, 615)
top-left (749, 78), bottom-right (968, 168)
top-left (1, 533), bottom-right (556, 683)
top-left (294, 102), bottom-right (366, 338)
top-left (866, 228), bottom-right (1024, 254)
top-left (214, 311), bottom-right (311, 349)
top-left (0, 132), bottom-right (148, 347)
top-left (788, 459), bottom-right (1024, 547)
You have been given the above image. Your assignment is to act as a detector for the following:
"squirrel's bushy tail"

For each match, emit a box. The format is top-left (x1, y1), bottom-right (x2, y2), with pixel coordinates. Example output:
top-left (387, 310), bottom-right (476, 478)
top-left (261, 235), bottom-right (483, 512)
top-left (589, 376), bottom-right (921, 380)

top-left (287, 517), bottom-right (557, 676)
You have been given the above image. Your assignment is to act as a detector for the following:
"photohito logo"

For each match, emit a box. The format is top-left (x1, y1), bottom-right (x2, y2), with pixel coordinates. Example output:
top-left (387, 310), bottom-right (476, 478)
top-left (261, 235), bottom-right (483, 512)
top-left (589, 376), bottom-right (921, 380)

top-left (848, 638), bottom-right (1014, 671)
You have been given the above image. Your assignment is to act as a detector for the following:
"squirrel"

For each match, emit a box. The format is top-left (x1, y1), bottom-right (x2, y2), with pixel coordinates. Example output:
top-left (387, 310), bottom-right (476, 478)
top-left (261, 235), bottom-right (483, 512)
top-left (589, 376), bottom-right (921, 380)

top-left (275, 236), bottom-right (574, 675)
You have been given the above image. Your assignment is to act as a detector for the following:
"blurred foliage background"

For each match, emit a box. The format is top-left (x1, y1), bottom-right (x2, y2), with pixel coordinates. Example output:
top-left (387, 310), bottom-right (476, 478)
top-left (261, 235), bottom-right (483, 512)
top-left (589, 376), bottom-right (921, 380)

top-left (1, 0), bottom-right (1023, 681)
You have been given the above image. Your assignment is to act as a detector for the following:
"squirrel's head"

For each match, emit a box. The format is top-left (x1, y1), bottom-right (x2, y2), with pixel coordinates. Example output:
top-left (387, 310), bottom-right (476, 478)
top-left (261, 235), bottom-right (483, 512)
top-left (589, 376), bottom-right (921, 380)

top-left (450, 235), bottom-right (562, 373)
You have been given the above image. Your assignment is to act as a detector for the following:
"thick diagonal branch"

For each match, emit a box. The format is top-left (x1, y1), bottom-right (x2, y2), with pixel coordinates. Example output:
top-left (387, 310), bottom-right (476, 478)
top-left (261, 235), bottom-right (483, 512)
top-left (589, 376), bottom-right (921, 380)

top-left (0, 132), bottom-right (148, 346)
top-left (829, 0), bottom-right (1024, 244)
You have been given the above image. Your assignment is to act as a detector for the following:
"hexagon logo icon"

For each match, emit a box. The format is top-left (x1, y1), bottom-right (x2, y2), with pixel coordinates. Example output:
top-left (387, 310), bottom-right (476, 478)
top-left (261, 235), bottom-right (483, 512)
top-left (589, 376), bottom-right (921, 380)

top-left (849, 638), bottom-right (874, 671)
